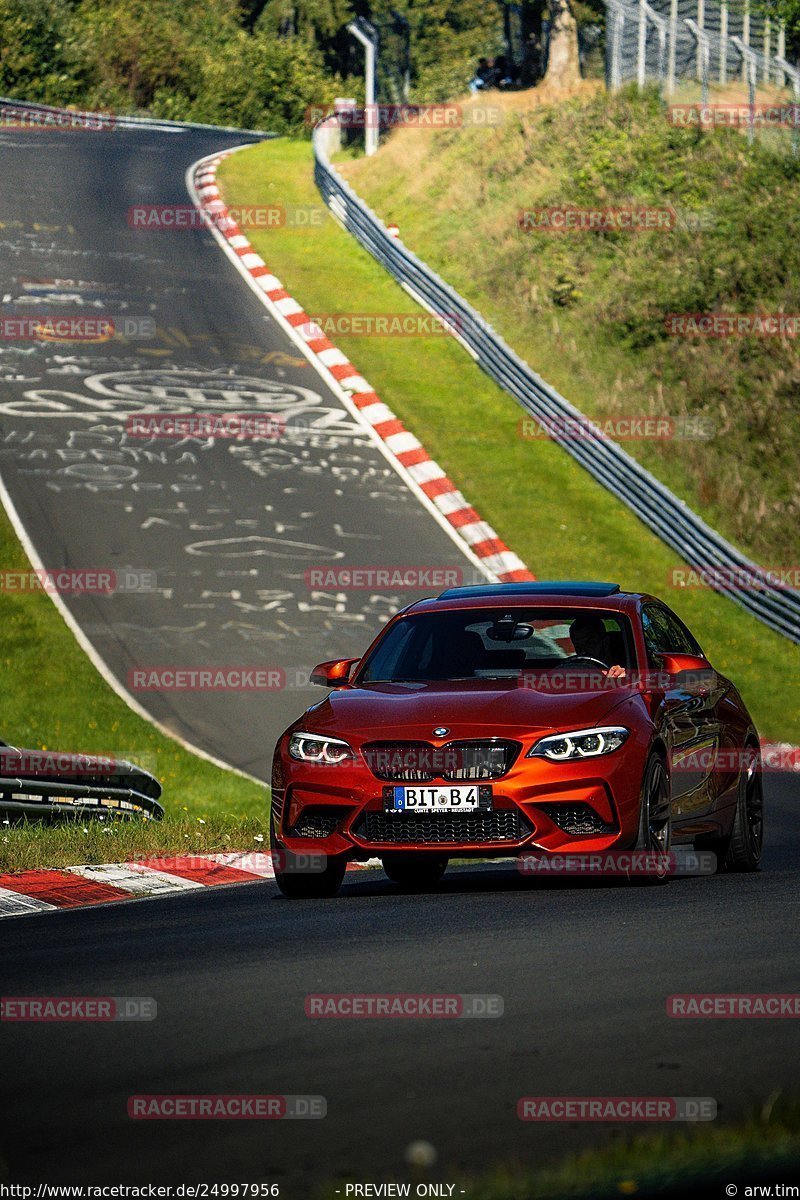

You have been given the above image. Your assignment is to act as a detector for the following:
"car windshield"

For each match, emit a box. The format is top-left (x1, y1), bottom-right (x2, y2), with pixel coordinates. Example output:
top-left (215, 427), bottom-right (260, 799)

top-left (357, 607), bottom-right (634, 683)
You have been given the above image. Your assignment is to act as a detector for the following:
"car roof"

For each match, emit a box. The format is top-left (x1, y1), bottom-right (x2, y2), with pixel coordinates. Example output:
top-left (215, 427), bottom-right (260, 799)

top-left (440, 581), bottom-right (621, 600)
top-left (402, 581), bottom-right (647, 616)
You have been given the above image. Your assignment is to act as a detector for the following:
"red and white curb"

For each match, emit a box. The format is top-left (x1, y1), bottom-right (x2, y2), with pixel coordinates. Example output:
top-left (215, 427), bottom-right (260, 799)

top-left (0, 853), bottom-right (380, 919)
top-left (187, 150), bottom-right (533, 585)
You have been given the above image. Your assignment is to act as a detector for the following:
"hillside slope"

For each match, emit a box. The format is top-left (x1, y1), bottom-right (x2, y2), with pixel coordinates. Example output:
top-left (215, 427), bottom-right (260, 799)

top-left (343, 85), bottom-right (800, 567)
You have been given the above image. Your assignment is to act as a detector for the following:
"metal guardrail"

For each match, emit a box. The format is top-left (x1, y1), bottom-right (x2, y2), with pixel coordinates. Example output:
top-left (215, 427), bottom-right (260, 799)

top-left (0, 743), bottom-right (164, 821)
top-left (0, 95), bottom-right (272, 138)
top-left (0, 778), bottom-right (164, 821)
top-left (312, 118), bottom-right (800, 643)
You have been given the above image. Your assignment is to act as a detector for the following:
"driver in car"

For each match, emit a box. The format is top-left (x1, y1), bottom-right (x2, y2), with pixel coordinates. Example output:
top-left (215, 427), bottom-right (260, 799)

top-left (569, 614), bottom-right (627, 679)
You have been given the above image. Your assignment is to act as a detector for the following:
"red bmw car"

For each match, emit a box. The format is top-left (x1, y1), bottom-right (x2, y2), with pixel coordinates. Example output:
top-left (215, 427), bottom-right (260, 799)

top-left (270, 582), bottom-right (763, 897)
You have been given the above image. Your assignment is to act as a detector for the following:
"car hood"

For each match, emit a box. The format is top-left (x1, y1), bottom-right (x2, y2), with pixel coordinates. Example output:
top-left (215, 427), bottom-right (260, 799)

top-left (299, 679), bottom-right (635, 740)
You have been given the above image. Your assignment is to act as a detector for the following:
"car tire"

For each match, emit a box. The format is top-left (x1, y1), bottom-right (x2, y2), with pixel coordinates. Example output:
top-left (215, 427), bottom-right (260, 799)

top-left (632, 751), bottom-right (672, 884)
top-left (713, 743), bottom-right (764, 873)
top-left (382, 853), bottom-right (448, 889)
top-left (270, 811), bottom-right (347, 898)
top-left (274, 855), bottom-right (347, 899)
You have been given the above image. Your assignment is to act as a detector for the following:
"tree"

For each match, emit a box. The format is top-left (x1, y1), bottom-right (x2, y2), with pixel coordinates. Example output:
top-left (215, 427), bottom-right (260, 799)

top-left (0, 0), bottom-right (77, 102)
top-left (543, 0), bottom-right (581, 89)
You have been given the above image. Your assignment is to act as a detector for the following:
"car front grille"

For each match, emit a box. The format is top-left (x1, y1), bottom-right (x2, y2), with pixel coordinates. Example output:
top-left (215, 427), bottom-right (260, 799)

top-left (537, 803), bottom-right (617, 836)
top-left (361, 740), bottom-right (519, 783)
top-left (352, 808), bottom-right (531, 845)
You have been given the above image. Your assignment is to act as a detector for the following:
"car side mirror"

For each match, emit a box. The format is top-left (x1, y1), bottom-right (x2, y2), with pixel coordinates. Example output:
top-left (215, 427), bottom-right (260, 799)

top-left (655, 653), bottom-right (714, 695)
top-left (657, 652), bottom-right (711, 676)
top-left (309, 658), bottom-right (360, 687)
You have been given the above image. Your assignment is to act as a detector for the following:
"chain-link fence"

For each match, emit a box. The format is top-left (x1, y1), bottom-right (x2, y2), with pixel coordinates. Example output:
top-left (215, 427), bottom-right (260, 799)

top-left (606, 0), bottom-right (799, 148)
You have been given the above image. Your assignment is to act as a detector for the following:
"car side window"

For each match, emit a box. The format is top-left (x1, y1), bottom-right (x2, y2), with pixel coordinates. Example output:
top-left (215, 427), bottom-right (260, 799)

top-left (662, 607), bottom-right (704, 657)
top-left (641, 606), bottom-right (670, 666)
top-left (642, 604), bottom-right (702, 660)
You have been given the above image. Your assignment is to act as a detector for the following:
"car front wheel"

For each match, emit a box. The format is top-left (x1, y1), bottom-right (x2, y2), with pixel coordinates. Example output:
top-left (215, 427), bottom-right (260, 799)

top-left (632, 752), bottom-right (672, 883)
top-left (270, 812), bottom-right (346, 898)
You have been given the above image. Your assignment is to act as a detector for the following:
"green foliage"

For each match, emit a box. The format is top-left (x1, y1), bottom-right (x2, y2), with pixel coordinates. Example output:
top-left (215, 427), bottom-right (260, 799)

top-left (372, 0), bottom-right (505, 99)
top-left (193, 29), bottom-right (339, 133)
top-left (257, 0), bottom-right (354, 39)
top-left (0, 0), bottom-right (80, 103)
top-left (73, 0), bottom-right (244, 111)
top-left (0, 0), bottom-right (338, 131)
top-left (0, 0), bottom-right (522, 125)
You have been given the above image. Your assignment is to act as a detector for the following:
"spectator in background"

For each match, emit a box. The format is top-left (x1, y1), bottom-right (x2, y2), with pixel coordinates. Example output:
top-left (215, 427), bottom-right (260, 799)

top-left (469, 57), bottom-right (495, 93)
top-left (493, 54), bottom-right (514, 86)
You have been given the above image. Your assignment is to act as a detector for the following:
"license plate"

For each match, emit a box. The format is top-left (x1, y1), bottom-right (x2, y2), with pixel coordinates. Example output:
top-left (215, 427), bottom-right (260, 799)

top-left (383, 785), bottom-right (492, 813)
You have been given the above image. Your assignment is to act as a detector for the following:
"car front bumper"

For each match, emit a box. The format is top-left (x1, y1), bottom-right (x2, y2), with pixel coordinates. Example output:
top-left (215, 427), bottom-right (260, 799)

top-left (271, 730), bottom-right (651, 859)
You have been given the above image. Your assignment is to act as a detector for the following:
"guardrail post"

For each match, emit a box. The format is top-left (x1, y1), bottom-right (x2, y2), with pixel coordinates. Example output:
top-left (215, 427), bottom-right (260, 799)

top-left (686, 19), bottom-right (710, 103)
top-left (609, 1), bottom-right (626, 90)
top-left (775, 54), bottom-right (800, 153)
top-left (667, 0), bottom-right (678, 94)
top-left (656, 16), bottom-right (667, 86)
top-left (733, 36), bottom-right (758, 143)
top-left (777, 22), bottom-right (786, 87)
top-left (696, 0), bottom-right (705, 79)
top-left (637, 0), bottom-right (648, 87)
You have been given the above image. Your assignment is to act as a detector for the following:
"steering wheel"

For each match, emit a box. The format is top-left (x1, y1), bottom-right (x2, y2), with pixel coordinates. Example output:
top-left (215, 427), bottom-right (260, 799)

top-left (562, 654), bottom-right (609, 670)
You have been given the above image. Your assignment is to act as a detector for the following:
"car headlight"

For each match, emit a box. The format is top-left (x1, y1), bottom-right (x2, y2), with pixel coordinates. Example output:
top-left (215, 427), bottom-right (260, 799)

top-left (288, 731), bottom-right (352, 764)
top-left (528, 726), bottom-right (629, 761)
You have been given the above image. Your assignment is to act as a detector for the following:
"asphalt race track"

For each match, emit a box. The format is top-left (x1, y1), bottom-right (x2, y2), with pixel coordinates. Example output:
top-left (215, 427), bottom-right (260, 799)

top-left (1, 117), bottom-right (799, 1195)
top-left (1, 773), bottom-right (798, 1192)
top-left (0, 118), bottom-right (481, 779)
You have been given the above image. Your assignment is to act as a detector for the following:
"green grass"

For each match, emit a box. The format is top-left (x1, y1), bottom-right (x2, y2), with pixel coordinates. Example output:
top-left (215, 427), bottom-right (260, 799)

top-left (0, 499), bottom-right (268, 874)
top-left (454, 1097), bottom-right (800, 1198)
top-left (218, 135), bottom-right (800, 744)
